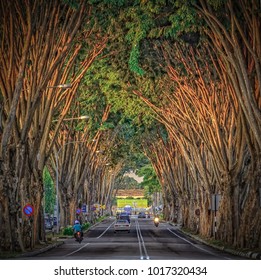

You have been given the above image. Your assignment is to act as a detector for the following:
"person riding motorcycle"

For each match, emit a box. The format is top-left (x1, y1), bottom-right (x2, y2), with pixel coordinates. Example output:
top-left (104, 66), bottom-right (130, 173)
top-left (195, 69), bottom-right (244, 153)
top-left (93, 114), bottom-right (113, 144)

top-left (154, 215), bottom-right (160, 226)
top-left (73, 220), bottom-right (83, 238)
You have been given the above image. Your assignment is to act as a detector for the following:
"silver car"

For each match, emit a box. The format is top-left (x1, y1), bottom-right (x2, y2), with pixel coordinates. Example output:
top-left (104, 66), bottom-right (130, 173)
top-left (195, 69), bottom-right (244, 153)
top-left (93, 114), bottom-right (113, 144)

top-left (114, 219), bottom-right (130, 233)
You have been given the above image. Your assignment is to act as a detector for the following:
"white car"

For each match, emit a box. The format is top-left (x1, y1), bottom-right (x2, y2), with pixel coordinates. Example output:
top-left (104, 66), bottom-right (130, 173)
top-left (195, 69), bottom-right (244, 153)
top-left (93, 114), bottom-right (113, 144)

top-left (114, 219), bottom-right (131, 233)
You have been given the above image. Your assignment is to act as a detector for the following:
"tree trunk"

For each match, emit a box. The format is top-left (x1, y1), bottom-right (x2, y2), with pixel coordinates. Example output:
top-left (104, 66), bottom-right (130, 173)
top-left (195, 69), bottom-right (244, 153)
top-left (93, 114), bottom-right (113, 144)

top-left (0, 142), bottom-right (44, 252)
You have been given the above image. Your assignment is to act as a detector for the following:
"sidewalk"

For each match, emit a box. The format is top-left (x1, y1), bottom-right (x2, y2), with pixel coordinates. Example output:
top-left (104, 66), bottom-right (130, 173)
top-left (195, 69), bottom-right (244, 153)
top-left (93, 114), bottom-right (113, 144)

top-left (18, 239), bottom-right (65, 258)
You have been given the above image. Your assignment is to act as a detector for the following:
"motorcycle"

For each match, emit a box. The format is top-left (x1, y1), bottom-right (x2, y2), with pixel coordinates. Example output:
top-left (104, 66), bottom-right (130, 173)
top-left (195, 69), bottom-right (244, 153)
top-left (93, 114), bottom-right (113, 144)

top-left (75, 231), bottom-right (83, 243)
top-left (154, 217), bottom-right (159, 227)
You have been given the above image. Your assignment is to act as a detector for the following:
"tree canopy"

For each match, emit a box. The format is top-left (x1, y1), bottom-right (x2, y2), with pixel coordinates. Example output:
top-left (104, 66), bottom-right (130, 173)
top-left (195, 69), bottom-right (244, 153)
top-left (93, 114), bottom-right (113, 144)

top-left (1, 0), bottom-right (260, 252)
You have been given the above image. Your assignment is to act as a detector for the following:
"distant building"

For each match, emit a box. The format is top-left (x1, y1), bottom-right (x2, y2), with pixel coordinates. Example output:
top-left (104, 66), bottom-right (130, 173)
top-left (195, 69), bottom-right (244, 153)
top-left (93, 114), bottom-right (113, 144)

top-left (114, 189), bottom-right (145, 198)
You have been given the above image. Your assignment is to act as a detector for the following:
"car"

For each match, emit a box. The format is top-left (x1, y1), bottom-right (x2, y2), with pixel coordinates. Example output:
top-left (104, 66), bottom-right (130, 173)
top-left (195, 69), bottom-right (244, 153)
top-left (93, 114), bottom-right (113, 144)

top-left (45, 221), bottom-right (53, 230)
top-left (114, 219), bottom-right (131, 233)
top-left (138, 212), bottom-right (146, 218)
top-left (53, 217), bottom-right (57, 225)
top-left (119, 214), bottom-right (130, 223)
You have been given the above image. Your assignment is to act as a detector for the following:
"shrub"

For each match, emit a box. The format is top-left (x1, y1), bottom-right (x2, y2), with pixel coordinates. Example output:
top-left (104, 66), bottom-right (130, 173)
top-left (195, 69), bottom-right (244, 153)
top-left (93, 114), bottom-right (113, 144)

top-left (82, 222), bottom-right (91, 231)
top-left (63, 226), bottom-right (74, 236)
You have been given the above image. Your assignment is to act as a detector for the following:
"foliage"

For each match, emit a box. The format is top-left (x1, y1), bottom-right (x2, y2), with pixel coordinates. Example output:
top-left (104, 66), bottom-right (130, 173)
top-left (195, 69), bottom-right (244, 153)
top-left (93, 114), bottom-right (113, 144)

top-left (62, 0), bottom-right (80, 9)
top-left (94, 215), bottom-right (109, 223)
top-left (82, 222), bottom-right (91, 231)
top-left (115, 176), bottom-right (140, 189)
top-left (43, 168), bottom-right (55, 215)
top-left (77, 53), bottom-right (156, 169)
top-left (137, 164), bottom-right (161, 196)
top-left (128, 45), bottom-right (145, 76)
top-left (57, 0), bottom-right (204, 201)
top-left (63, 226), bottom-right (74, 236)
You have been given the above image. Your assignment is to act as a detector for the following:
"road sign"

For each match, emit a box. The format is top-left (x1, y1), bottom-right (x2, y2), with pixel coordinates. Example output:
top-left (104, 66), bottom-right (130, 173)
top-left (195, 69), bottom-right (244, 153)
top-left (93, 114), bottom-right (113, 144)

top-left (81, 204), bottom-right (87, 213)
top-left (23, 204), bottom-right (34, 217)
top-left (76, 208), bottom-right (81, 214)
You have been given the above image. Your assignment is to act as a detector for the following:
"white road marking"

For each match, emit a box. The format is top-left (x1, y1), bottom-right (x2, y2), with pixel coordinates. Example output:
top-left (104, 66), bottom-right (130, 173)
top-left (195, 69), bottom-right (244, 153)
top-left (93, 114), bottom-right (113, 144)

top-left (135, 219), bottom-right (150, 260)
top-left (64, 221), bottom-right (115, 257)
top-left (64, 242), bottom-right (90, 257)
top-left (167, 227), bottom-right (231, 260)
top-left (96, 221), bottom-right (115, 239)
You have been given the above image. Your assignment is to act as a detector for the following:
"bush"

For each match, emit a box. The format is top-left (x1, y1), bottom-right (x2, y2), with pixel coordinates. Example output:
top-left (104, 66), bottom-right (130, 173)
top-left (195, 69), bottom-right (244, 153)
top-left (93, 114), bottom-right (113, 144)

top-left (95, 215), bottom-right (108, 223)
top-left (82, 222), bottom-right (91, 231)
top-left (63, 226), bottom-right (74, 236)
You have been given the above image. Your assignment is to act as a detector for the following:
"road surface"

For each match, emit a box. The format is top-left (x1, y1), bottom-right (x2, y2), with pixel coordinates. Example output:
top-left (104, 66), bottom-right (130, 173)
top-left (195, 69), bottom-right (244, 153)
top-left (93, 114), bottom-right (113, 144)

top-left (18, 216), bottom-right (247, 260)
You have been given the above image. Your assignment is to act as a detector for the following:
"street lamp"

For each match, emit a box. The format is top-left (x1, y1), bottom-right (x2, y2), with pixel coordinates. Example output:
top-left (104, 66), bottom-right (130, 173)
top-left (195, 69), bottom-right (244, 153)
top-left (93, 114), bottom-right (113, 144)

top-left (63, 116), bottom-right (89, 121)
top-left (47, 83), bottom-right (72, 89)
top-left (52, 115), bottom-right (89, 122)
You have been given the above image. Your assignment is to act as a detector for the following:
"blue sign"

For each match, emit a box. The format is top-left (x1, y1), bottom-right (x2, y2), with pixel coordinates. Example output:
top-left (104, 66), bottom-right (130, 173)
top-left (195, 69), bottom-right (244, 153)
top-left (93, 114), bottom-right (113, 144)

top-left (81, 204), bottom-right (87, 213)
top-left (76, 208), bottom-right (81, 214)
top-left (23, 204), bottom-right (34, 216)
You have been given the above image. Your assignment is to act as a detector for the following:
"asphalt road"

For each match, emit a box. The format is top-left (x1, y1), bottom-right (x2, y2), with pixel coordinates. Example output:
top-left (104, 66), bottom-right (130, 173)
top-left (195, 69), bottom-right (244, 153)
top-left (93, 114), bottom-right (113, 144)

top-left (19, 217), bottom-right (247, 260)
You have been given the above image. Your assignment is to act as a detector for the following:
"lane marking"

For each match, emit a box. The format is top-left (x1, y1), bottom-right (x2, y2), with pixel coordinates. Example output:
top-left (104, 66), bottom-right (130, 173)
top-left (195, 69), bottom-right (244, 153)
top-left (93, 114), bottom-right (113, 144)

top-left (136, 220), bottom-right (143, 259)
top-left (167, 227), bottom-right (230, 260)
top-left (96, 221), bottom-right (115, 239)
top-left (64, 220), bottom-right (115, 257)
top-left (135, 219), bottom-right (150, 260)
top-left (64, 242), bottom-right (90, 257)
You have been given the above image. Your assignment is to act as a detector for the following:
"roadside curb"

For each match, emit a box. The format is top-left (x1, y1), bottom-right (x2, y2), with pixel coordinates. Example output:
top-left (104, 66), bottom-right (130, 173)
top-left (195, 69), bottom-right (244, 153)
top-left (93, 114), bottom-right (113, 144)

top-left (169, 223), bottom-right (261, 260)
top-left (18, 241), bottom-right (65, 258)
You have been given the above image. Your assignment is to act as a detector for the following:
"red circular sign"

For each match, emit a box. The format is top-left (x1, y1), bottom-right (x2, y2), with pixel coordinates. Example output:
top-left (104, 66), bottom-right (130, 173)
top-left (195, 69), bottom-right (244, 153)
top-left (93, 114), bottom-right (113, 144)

top-left (23, 204), bottom-right (34, 216)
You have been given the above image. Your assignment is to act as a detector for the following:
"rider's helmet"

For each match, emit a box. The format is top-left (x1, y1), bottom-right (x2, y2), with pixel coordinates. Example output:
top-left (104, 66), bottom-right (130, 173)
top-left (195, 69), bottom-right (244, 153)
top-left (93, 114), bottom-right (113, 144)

top-left (74, 220), bottom-right (80, 224)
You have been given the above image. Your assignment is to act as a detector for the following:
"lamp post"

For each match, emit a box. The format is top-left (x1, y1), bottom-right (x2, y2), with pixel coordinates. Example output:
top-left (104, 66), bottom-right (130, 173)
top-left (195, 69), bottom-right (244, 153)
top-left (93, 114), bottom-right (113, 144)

top-left (52, 115), bottom-right (89, 122)
top-left (47, 83), bottom-right (72, 89)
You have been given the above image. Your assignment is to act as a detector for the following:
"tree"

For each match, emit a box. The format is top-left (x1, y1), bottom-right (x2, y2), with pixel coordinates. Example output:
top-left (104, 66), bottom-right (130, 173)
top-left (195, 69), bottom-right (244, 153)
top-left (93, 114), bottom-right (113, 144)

top-left (138, 164), bottom-right (161, 194)
top-left (1, 0), bottom-right (260, 253)
top-left (96, 0), bottom-right (261, 249)
top-left (0, 0), bottom-right (106, 252)
top-left (128, 0), bottom-right (261, 249)
top-left (115, 176), bottom-right (140, 190)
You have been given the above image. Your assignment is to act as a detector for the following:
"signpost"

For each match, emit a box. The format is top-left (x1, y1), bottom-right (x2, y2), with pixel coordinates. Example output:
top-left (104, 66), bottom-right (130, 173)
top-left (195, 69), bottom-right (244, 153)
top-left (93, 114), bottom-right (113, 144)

top-left (211, 194), bottom-right (222, 239)
top-left (195, 208), bottom-right (200, 232)
top-left (259, 188), bottom-right (261, 207)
